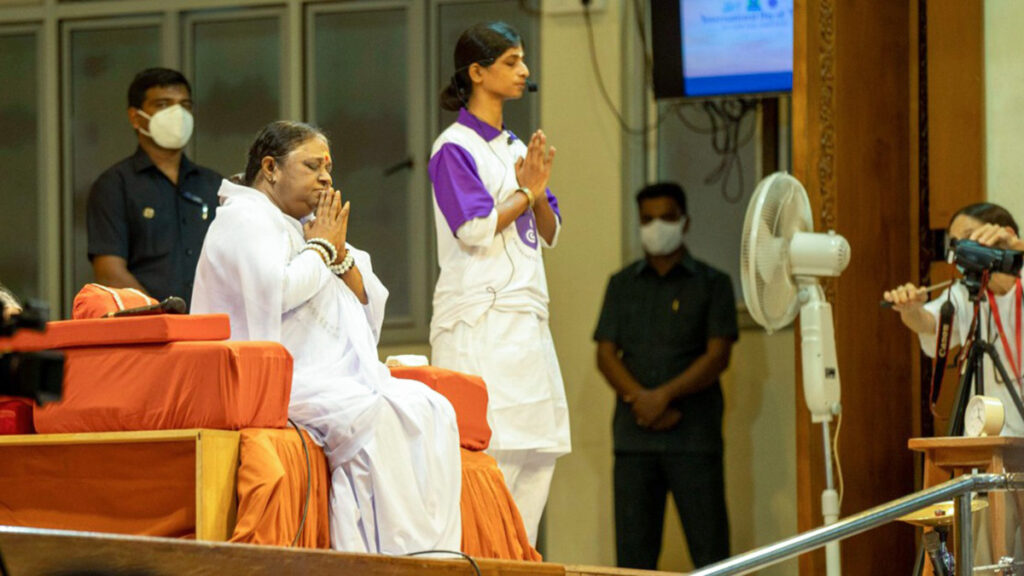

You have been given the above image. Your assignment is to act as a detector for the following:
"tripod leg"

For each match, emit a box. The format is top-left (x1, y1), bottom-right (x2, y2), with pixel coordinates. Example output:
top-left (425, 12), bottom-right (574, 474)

top-left (978, 341), bottom-right (1024, 424)
top-left (948, 346), bottom-right (979, 437)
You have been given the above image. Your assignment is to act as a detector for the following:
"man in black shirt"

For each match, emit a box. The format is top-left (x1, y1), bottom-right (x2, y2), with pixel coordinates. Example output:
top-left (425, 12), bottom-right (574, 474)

top-left (87, 68), bottom-right (221, 305)
top-left (594, 182), bottom-right (738, 570)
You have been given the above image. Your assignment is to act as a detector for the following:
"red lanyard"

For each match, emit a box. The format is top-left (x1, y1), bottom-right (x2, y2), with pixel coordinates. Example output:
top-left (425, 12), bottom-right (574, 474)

top-left (986, 278), bottom-right (1023, 390)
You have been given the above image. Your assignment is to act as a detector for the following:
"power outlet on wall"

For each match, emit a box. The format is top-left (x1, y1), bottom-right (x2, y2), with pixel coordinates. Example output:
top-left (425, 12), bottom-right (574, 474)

top-left (542, 0), bottom-right (608, 15)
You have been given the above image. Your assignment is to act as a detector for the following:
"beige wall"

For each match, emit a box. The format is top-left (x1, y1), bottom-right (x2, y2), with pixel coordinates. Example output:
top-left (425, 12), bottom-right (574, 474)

top-left (537, 3), bottom-right (798, 572)
top-left (386, 2), bottom-right (798, 571)
top-left (538, 4), bottom-right (625, 566)
top-left (985, 0), bottom-right (1024, 216)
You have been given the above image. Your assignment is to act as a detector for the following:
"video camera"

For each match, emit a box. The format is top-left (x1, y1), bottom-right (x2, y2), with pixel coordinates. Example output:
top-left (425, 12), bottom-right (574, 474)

top-left (948, 239), bottom-right (1024, 280)
top-left (1, 300), bottom-right (63, 404)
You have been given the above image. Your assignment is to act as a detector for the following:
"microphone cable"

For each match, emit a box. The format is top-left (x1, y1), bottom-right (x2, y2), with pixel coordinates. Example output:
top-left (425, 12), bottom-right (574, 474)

top-left (405, 550), bottom-right (481, 576)
top-left (287, 418), bottom-right (313, 548)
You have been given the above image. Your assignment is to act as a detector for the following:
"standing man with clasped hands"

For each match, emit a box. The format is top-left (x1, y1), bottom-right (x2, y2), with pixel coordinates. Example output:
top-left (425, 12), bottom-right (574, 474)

top-left (595, 182), bottom-right (738, 569)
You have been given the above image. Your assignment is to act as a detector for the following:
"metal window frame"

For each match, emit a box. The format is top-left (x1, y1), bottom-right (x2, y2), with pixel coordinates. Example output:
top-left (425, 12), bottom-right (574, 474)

top-left (180, 6), bottom-right (289, 165)
top-left (59, 15), bottom-right (164, 313)
top-left (0, 0), bottom-right (537, 339)
top-left (304, 0), bottom-right (430, 344)
top-left (0, 25), bottom-right (49, 305)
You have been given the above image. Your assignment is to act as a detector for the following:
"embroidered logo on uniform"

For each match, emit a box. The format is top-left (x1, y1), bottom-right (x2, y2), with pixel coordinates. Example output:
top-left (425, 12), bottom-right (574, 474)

top-left (142, 207), bottom-right (155, 219)
top-left (515, 210), bottom-right (538, 250)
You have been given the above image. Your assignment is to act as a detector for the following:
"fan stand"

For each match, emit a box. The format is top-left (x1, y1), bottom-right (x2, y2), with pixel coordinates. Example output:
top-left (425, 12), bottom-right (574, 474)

top-left (800, 283), bottom-right (843, 576)
top-left (820, 416), bottom-right (842, 576)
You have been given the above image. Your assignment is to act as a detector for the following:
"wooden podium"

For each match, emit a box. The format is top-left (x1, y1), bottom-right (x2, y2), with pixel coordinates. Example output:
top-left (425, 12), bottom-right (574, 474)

top-left (908, 436), bottom-right (1024, 563)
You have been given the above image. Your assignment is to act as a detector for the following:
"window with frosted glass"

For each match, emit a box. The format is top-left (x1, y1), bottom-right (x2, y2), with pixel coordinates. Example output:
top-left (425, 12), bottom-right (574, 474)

top-left (66, 23), bottom-right (160, 300)
top-left (311, 8), bottom-right (413, 322)
top-left (436, 2), bottom-right (540, 138)
top-left (0, 31), bottom-right (39, 300)
top-left (188, 14), bottom-right (281, 177)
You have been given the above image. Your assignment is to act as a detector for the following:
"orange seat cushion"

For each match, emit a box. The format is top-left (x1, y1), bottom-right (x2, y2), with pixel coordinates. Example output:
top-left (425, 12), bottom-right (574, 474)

top-left (72, 284), bottom-right (159, 319)
top-left (389, 365), bottom-right (491, 451)
top-left (0, 315), bottom-right (230, 353)
top-left (34, 341), bottom-right (292, 434)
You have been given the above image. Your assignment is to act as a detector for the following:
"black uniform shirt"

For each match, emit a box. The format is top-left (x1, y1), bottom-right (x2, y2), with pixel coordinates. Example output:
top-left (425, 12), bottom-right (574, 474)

top-left (87, 147), bottom-right (221, 305)
top-left (594, 252), bottom-right (739, 453)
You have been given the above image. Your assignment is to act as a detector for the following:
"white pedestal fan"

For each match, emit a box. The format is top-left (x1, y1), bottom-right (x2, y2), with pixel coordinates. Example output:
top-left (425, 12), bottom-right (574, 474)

top-left (740, 171), bottom-right (850, 576)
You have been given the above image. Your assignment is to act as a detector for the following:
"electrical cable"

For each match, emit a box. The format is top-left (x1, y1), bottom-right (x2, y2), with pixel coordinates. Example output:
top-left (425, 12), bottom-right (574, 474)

top-left (692, 98), bottom-right (760, 203)
top-left (582, 3), bottom-right (668, 135)
top-left (0, 543), bottom-right (10, 576)
top-left (406, 549), bottom-right (482, 576)
top-left (288, 418), bottom-right (313, 548)
top-left (832, 410), bottom-right (844, 507)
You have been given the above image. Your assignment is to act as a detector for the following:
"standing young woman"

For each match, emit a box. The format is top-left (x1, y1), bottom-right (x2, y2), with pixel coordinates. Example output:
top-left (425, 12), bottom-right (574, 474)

top-left (427, 21), bottom-right (570, 546)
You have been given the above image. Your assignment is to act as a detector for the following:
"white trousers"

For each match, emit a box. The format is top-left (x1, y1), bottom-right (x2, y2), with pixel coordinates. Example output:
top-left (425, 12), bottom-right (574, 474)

top-left (487, 448), bottom-right (559, 547)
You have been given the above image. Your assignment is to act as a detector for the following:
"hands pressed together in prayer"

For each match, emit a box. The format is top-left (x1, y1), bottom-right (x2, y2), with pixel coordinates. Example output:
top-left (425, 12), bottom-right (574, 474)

top-left (304, 187), bottom-right (349, 263)
top-left (514, 130), bottom-right (556, 199)
top-left (625, 387), bottom-right (682, 431)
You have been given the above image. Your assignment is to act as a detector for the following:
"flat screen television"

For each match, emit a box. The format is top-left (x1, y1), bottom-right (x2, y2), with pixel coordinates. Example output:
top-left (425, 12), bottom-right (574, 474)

top-left (651, 0), bottom-right (794, 99)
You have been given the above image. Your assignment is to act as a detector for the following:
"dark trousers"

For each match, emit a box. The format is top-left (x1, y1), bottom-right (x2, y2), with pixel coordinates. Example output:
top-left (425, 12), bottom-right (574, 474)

top-left (614, 450), bottom-right (730, 569)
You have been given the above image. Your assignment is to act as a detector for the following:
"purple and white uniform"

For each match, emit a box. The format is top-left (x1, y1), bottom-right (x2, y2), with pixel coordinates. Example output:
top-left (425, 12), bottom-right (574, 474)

top-left (427, 108), bottom-right (571, 545)
top-left (428, 108), bottom-right (562, 335)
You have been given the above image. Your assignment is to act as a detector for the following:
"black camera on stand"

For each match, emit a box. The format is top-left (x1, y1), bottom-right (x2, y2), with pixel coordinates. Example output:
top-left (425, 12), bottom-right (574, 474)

top-left (949, 239), bottom-right (1024, 294)
top-left (1, 300), bottom-right (63, 404)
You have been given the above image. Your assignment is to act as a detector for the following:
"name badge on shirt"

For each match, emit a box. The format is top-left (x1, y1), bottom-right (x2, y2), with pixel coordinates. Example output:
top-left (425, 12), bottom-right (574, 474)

top-left (142, 207), bottom-right (155, 219)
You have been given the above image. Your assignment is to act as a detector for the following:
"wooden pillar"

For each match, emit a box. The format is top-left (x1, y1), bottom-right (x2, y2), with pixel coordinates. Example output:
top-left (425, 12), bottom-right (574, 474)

top-left (792, 1), bottom-right (916, 574)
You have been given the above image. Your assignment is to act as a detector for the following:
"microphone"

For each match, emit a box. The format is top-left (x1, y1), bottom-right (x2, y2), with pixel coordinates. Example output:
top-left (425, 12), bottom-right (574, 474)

top-left (526, 80), bottom-right (538, 93)
top-left (104, 296), bottom-right (187, 318)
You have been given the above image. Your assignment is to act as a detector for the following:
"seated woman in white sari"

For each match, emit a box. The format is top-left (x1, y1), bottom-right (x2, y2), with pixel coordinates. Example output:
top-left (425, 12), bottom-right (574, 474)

top-left (191, 120), bottom-right (462, 554)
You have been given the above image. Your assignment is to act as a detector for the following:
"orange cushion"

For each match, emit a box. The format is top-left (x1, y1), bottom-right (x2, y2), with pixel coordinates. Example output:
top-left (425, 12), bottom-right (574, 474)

top-left (389, 366), bottom-right (491, 451)
top-left (34, 341), bottom-right (292, 433)
top-left (0, 315), bottom-right (230, 352)
top-left (72, 284), bottom-right (159, 319)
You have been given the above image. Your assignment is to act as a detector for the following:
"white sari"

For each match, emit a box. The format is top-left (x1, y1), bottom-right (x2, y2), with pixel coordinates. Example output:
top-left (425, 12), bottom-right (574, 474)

top-left (192, 180), bottom-right (461, 553)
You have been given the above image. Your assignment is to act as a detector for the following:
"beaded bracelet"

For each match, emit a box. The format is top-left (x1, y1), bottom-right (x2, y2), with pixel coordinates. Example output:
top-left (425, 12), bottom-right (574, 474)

top-left (329, 250), bottom-right (356, 276)
top-left (303, 244), bottom-right (331, 266)
top-left (305, 238), bottom-right (338, 264)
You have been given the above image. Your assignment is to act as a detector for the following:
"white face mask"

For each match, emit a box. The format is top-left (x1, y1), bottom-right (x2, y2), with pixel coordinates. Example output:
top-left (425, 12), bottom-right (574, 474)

top-left (137, 104), bottom-right (194, 150)
top-left (640, 216), bottom-right (687, 256)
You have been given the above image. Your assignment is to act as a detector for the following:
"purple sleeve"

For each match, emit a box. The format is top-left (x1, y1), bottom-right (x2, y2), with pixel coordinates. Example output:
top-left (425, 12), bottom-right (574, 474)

top-left (545, 187), bottom-right (562, 222)
top-left (428, 143), bottom-right (495, 236)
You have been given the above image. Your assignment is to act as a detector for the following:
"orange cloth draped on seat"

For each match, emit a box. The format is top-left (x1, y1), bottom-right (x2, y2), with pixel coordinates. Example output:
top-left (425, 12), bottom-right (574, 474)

top-left (389, 366), bottom-right (491, 451)
top-left (460, 449), bottom-right (542, 561)
top-left (34, 341), bottom-right (292, 433)
top-left (230, 438), bottom-right (541, 561)
top-left (230, 428), bottom-right (331, 548)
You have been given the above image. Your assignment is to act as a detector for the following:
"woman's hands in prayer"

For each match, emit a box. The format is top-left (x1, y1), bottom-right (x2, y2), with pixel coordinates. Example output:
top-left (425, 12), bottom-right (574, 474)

top-left (303, 188), bottom-right (349, 263)
top-left (515, 130), bottom-right (555, 196)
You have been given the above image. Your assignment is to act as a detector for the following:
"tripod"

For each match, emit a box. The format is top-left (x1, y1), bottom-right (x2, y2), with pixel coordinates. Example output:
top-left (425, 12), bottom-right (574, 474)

top-left (914, 276), bottom-right (1024, 576)
top-left (947, 275), bottom-right (1024, 437)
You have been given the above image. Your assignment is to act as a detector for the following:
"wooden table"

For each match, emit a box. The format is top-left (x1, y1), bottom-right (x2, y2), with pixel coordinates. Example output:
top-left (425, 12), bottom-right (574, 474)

top-left (908, 436), bottom-right (1024, 563)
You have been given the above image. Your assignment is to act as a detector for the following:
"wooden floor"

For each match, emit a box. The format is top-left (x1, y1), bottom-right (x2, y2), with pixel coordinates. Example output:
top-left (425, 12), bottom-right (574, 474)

top-left (0, 526), bottom-right (676, 576)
